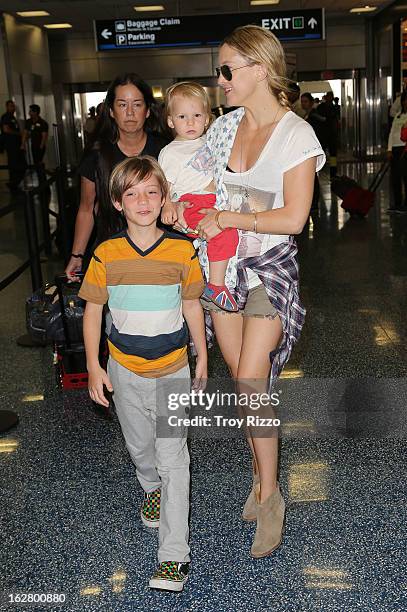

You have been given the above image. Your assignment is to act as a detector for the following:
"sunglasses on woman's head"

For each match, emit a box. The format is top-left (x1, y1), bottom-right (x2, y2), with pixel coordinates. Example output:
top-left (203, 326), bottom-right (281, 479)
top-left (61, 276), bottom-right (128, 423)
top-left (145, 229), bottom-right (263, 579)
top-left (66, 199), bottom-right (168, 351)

top-left (215, 64), bottom-right (253, 81)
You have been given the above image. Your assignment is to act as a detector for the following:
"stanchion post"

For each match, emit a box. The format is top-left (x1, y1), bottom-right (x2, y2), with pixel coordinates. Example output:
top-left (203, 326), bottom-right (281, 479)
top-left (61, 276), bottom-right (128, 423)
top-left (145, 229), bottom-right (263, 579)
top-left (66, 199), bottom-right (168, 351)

top-left (23, 190), bottom-right (43, 292)
top-left (39, 176), bottom-right (52, 257)
top-left (55, 167), bottom-right (70, 264)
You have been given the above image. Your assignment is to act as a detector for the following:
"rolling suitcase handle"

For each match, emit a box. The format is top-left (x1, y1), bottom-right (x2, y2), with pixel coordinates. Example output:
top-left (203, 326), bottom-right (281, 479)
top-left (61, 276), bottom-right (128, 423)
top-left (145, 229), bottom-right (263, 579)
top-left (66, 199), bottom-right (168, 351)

top-left (368, 160), bottom-right (390, 193)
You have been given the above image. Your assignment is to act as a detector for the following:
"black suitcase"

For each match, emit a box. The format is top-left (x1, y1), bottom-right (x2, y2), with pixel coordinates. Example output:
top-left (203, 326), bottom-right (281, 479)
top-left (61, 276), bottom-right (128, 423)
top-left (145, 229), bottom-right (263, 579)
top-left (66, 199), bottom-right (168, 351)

top-left (53, 273), bottom-right (88, 389)
top-left (53, 273), bottom-right (112, 418)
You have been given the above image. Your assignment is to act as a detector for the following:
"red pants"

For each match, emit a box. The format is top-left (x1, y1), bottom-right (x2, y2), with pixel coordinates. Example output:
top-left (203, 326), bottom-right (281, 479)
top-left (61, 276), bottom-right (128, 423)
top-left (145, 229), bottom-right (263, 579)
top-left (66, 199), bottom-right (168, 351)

top-left (180, 193), bottom-right (238, 262)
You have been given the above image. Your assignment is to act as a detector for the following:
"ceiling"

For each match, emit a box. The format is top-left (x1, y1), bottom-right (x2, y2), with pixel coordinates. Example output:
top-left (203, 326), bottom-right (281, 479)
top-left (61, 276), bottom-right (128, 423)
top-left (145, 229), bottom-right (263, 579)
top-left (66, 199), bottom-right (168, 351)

top-left (0, 0), bottom-right (393, 34)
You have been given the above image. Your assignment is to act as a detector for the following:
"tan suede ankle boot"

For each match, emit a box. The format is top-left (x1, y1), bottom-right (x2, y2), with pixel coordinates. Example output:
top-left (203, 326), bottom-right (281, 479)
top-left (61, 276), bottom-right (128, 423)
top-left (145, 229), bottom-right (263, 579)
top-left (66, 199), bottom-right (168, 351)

top-left (251, 483), bottom-right (285, 558)
top-left (242, 471), bottom-right (260, 522)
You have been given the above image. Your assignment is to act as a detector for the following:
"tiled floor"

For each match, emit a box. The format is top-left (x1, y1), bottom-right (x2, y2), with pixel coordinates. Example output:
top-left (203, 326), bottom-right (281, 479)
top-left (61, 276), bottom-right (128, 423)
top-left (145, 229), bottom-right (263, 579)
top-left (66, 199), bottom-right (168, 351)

top-left (0, 163), bottom-right (406, 611)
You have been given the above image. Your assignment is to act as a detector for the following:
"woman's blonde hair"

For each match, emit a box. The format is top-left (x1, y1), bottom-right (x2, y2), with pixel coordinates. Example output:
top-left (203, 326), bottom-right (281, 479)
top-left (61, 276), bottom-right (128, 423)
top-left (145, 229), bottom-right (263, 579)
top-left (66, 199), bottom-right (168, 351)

top-left (164, 81), bottom-right (214, 128)
top-left (221, 25), bottom-right (293, 108)
top-left (109, 155), bottom-right (168, 204)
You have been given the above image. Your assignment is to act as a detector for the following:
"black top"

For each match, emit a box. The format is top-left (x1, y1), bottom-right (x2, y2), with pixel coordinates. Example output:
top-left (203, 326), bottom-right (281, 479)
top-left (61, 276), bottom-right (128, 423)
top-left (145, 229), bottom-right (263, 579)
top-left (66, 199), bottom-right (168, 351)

top-left (316, 102), bottom-right (339, 133)
top-left (78, 132), bottom-right (168, 183)
top-left (25, 117), bottom-right (48, 149)
top-left (306, 109), bottom-right (328, 149)
top-left (0, 112), bottom-right (21, 145)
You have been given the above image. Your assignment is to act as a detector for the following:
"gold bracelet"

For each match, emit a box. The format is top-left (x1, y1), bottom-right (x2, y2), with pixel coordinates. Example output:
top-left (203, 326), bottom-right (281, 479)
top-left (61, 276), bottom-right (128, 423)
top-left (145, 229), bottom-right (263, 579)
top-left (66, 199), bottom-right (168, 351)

top-left (253, 212), bottom-right (258, 233)
top-left (215, 210), bottom-right (224, 231)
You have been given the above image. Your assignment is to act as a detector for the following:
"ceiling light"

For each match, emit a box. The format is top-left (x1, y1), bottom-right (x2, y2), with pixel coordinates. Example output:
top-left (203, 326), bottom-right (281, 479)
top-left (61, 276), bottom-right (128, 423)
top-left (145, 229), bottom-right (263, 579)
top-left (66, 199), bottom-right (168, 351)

top-left (44, 23), bottom-right (72, 29)
top-left (17, 11), bottom-right (50, 17)
top-left (152, 86), bottom-right (163, 98)
top-left (250, 0), bottom-right (280, 5)
top-left (349, 5), bottom-right (377, 12)
top-left (134, 5), bottom-right (165, 10)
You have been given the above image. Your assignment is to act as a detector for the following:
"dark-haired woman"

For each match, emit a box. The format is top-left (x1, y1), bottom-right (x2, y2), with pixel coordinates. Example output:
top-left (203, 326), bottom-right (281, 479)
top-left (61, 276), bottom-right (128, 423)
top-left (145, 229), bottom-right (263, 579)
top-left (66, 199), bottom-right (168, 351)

top-left (65, 73), bottom-right (168, 278)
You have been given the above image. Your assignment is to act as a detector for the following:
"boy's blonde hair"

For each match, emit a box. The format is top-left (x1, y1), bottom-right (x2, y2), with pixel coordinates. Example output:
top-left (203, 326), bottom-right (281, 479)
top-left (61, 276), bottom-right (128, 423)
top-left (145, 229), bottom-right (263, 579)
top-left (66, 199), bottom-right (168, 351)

top-left (109, 155), bottom-right (168, 204)
top-left (222, 25), bottom-right (293, 108)
top-left (165, 81), bottom-right (214, 128)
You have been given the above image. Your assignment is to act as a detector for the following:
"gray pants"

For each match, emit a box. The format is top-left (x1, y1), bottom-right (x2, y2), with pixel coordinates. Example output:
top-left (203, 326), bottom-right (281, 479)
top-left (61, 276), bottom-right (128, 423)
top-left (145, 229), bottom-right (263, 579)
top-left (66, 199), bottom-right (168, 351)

top-left (108, 358), bottom-right (191, 563)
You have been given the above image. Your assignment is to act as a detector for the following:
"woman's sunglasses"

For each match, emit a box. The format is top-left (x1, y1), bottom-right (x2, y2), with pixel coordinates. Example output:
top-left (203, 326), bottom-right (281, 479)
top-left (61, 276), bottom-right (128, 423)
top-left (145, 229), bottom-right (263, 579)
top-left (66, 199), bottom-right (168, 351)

top-left (215, 64), bottom-right (253, 81)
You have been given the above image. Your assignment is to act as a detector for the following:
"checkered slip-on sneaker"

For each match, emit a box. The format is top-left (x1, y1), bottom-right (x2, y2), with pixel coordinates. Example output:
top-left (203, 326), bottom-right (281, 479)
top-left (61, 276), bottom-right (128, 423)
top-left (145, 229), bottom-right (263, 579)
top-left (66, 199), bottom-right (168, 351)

top-left (140, 487), bottom-right (161, 528)
top-left (149, 561), bottom-right (189, 592)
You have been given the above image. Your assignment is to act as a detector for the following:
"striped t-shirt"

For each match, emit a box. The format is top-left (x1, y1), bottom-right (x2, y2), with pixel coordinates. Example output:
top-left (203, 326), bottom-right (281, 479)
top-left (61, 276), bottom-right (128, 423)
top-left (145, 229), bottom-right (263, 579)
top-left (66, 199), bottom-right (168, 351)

top-left (79, 230), bottom-right (204, 378)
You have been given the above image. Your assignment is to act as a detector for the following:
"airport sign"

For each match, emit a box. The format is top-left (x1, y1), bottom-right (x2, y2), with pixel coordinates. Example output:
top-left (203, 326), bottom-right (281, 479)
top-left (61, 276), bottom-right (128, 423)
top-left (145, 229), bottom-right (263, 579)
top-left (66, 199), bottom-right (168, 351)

top-left (94, 9), bottom-right (325, 51)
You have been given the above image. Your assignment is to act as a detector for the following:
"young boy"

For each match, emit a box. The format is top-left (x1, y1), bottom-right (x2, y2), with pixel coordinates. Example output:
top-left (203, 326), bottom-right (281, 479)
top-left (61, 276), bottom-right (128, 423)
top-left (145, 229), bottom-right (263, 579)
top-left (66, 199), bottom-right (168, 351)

top-left (79, 156), bottom-right (207, 592)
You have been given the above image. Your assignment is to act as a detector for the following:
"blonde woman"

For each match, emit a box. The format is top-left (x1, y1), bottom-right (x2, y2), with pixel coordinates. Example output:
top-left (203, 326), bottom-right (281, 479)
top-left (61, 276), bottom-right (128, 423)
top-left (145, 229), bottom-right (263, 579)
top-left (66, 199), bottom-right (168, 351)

top-left (162, 25), bottom-right (325, 557)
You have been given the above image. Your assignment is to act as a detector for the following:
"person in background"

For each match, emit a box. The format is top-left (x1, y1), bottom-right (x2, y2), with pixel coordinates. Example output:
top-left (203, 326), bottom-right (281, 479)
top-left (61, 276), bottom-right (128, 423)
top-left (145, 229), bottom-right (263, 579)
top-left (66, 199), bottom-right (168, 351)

top-left (83, 106), bottom-right (97, 146)
top-left (65, 73), bottom-right (168, 279)
top-left (301, 93), bottom-right (327, 145)
top-left (313, 97), bottom-right (320, 109)
top-left (389, 93), bottom-right (402, 119)
top-left (22, 104), bottom-right (48, 184)
top-left (83, 102), bottom-right (106, 151)
top-left (287, 82), bottom-right (306, 118)
top-left (387, 91), bottom-right (407, 213)
top-left (317, 91), bottom-right (338, 178)
top-left (301, 92), bottom-right (327, 211)
top-left (0, 100), bottom-right (26, 192)
top-left (399, 120), bottom-right (407, 200)
top-left (334, 96), bottom-right (341, 119)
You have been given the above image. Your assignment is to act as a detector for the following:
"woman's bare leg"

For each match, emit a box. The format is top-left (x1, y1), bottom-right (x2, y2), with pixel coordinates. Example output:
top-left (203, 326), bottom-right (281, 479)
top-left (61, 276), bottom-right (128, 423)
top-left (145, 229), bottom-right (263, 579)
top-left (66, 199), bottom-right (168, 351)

top-left (210, 311), bottom-right (242, 378)
top-left (238, 315), bottom-right (283, 503)
top-left (210, 311), bottom-right (258, 470)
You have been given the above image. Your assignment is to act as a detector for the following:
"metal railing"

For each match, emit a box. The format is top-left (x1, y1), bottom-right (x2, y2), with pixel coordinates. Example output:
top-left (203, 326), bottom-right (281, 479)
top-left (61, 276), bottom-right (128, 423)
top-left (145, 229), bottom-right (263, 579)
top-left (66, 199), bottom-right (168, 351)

top-left (0, 165), bottom-right (74, 293)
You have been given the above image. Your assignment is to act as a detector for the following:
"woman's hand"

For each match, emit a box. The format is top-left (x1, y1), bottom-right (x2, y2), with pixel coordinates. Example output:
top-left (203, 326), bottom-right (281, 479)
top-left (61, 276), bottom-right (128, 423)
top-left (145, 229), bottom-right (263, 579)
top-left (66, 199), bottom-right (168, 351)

top-left (173, 200), bottom-right (192, 233)
top-left (195, 208), bottom-right (224, 241)
top-left (65, 255), bottom-right (83, 282)
top-left (161, 200), bottom-right (179, 225)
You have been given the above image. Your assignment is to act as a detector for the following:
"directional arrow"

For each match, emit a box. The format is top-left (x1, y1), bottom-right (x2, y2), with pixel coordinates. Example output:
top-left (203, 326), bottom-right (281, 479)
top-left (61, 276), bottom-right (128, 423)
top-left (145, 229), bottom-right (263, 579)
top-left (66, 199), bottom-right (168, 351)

top-left (308, 18), bottom-right (318, 29)
top-left (101, 28), bottom-right (112, 39)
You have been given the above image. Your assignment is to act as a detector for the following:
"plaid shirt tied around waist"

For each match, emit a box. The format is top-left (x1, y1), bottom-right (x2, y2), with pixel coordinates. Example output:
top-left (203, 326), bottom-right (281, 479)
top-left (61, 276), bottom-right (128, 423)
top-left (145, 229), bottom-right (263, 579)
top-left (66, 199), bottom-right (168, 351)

top-left (234, 237), bottom-right (306, 390)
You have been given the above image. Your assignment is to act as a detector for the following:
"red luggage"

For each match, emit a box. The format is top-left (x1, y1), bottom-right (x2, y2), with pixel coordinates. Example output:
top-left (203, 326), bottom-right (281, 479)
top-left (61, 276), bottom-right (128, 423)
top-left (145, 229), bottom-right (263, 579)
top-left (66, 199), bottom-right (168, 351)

top-left (341, 187), bottom-right (375, 217)
top-left (331, 161), bottom-right (390, 218)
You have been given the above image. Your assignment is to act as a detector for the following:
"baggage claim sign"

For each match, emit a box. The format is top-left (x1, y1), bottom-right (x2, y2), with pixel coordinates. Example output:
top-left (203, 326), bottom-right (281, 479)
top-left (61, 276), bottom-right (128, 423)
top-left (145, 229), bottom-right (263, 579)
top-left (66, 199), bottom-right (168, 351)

top-left (94, 10), bottom-right (325, 51)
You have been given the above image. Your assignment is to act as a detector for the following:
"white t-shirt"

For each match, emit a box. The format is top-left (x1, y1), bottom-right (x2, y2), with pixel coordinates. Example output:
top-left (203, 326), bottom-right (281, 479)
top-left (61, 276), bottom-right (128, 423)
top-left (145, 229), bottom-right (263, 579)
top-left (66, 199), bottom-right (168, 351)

top-left (387, 112), bottom-right (407, 150)
top-left (158, 136), bottom-right (213, 201)
top-left (223, 111), bottom-right (325, 288)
